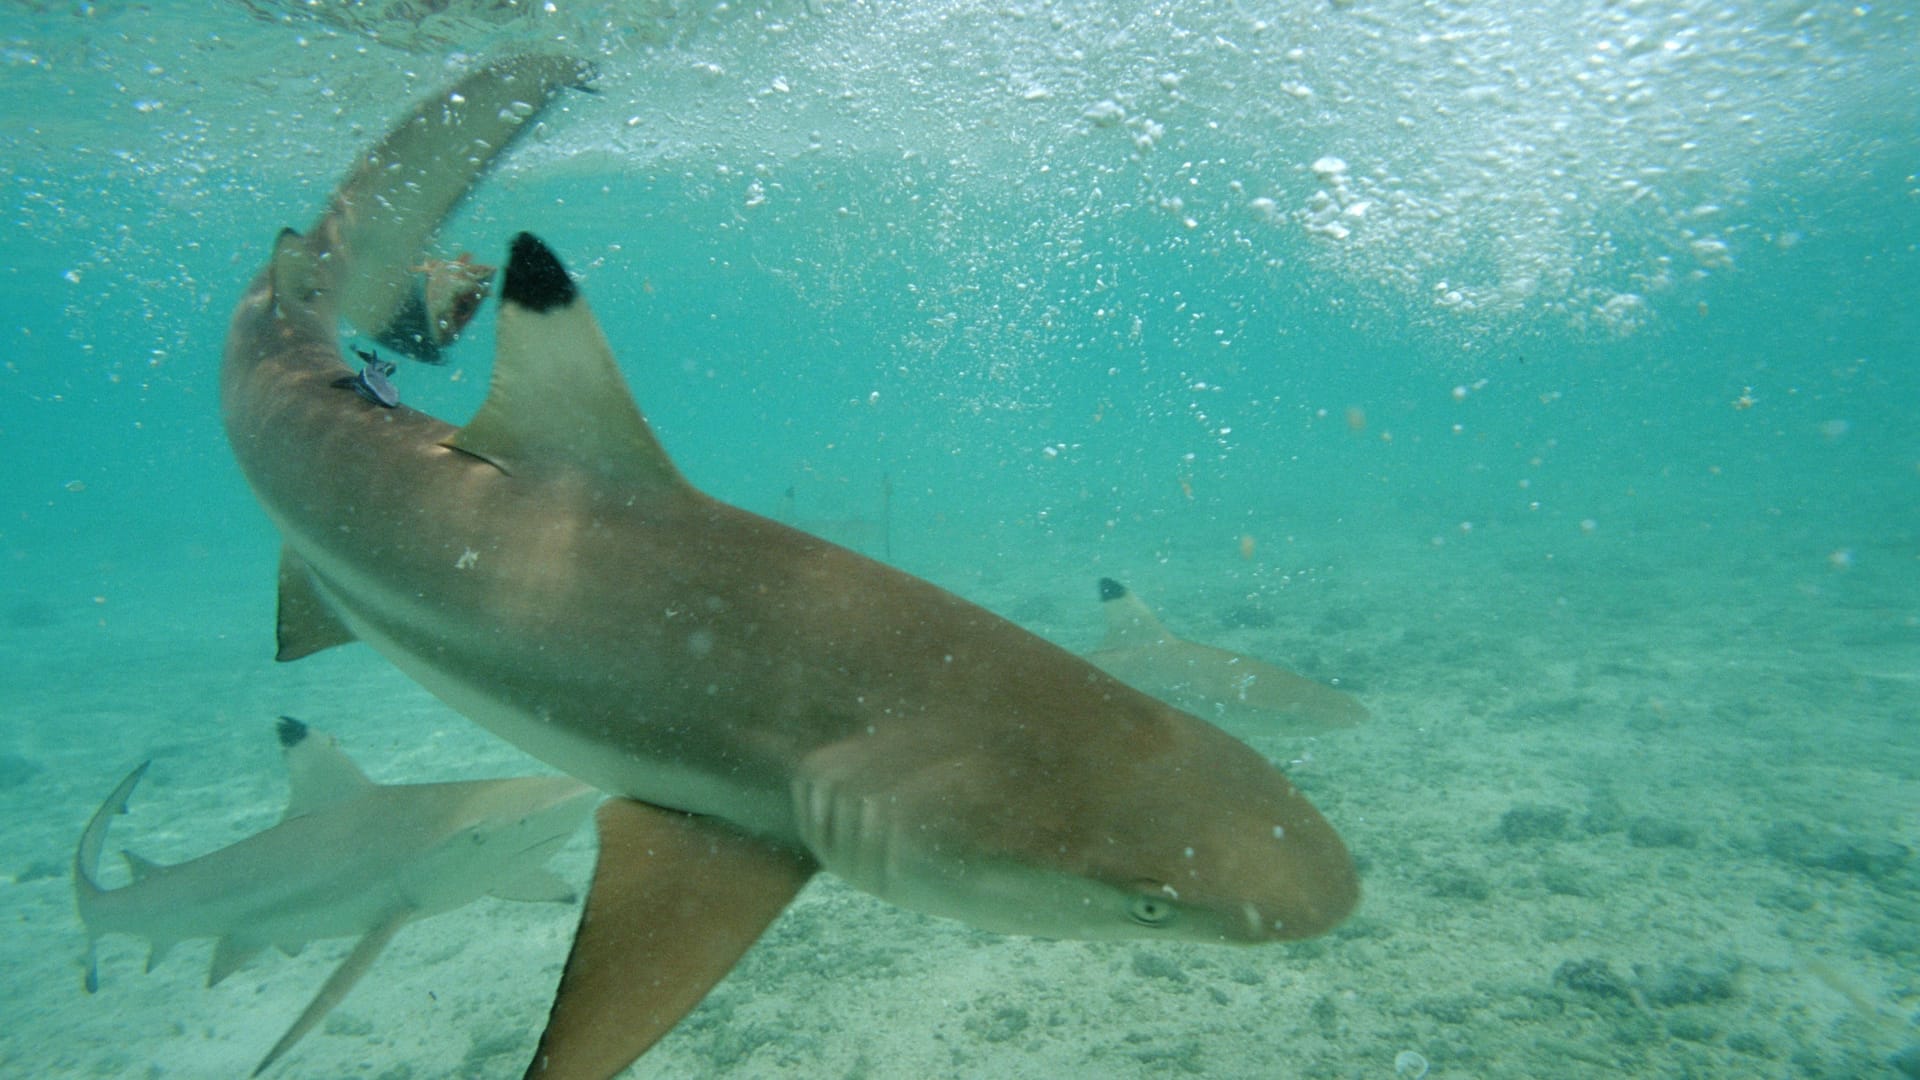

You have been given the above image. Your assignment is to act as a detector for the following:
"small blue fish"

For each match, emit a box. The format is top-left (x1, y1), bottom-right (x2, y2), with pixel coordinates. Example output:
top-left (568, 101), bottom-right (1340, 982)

top-left (341, 345), bottom-right (399, 408)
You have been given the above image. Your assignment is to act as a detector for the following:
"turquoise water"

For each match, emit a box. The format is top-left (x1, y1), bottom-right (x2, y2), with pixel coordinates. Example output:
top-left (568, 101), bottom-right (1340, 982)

top-left (3, 2), bottom-right (1917, 1077)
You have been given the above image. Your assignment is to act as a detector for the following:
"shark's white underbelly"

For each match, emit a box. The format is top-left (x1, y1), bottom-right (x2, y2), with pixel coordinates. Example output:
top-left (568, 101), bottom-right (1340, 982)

top-left (320, 576), bottom-right (794, 840)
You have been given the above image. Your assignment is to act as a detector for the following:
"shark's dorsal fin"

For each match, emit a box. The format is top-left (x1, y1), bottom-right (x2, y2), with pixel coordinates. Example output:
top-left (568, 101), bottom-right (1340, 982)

top-left (277, 716), bottom-right (374, 821)
top-left (276, 546), bottom-right (357, 662)
top-left (444, 233), bottom-right (685, 491)
top-left (1097, 578), bottom-right (1175, 649)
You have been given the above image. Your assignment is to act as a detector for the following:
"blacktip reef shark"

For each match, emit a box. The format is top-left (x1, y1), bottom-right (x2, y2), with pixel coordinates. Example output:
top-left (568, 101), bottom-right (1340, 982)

top-left (75, 717), bottom-right (596, 1076)
top-left (221, 55), bottom-right (1360, 1079)
top-left (1088, 578), bottom-right (1370, 733)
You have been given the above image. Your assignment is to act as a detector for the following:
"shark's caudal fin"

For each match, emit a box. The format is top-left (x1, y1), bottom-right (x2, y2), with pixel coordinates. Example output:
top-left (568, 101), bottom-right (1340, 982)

top-left (300, 56), bottom-right (596, 347)
top-left (74, 760), bottom-right (152, 993)
top-left (525, 800), bottom-right (816, 1080)
top-left (444, 233), bottom-right (685, 490)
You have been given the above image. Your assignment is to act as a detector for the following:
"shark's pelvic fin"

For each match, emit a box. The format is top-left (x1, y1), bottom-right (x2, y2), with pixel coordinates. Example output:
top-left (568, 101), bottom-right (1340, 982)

top-left (445, 233), bottom-right (684, 489)
top-left (275, 547), bottom-right (357, 662)
top-left (253, 907), bottom-right (413, 1077)
top-left (277, 716), bottom-right (374, 820)
top-left (525, 799), bottom-right (816, 1080)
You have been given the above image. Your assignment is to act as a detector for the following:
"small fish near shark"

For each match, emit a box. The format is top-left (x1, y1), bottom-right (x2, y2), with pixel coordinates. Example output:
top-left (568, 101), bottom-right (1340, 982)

top-left (220, 55), bottom-right (1360, 1078)
top-left (1088, 578), bottom-right (1369, 734)
top-left (74, 717), bottom-right (596, 1076)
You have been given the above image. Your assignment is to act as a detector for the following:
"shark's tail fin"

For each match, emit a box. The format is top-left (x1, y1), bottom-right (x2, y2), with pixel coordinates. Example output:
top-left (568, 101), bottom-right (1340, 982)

top-left (301, 54), bottom-right (596, 359)
top-left (73, 760), bottom-right (152, 992)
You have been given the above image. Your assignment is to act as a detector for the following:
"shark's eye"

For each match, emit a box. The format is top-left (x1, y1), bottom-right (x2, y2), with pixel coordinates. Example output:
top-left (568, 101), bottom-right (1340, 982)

top-left (1127, 892), bottom-right (1175, 927)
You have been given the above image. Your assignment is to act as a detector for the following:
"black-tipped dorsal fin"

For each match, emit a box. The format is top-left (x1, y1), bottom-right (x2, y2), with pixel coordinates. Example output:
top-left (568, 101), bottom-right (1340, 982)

top-left (1096, 578), bottom-right (1176, 650)
top-left (277, 718), bottom-right (374, 822)
top-left (445, 233), bottom-right (685, 490)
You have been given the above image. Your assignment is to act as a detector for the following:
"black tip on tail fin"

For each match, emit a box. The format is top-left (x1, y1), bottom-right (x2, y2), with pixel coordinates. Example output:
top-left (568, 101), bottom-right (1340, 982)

top-left (276, 716), bottom-right (310, 749)
top-left (502, 232), bottom-right (576, 312)
top-left (1098, 578), bottom-right (1128, 602)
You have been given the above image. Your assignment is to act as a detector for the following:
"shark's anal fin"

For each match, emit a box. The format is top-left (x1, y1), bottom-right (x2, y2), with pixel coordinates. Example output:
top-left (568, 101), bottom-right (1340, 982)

top-left (275, 546), bottom-right (357, 662)
top-left (445, 233), bottom-right (685, 491)
top-left (253, 907), bottom-right (412, 1077)
top-left (524, 799), bottom-right (816, 1080)
top-left (209, 937), bottom-right (263, 987)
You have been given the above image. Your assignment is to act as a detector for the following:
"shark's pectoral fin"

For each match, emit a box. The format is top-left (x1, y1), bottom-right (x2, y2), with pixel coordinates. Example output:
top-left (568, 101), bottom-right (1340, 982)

top-left (275, 547), bottom-right (357, 662)
top-left (525, 799), bottom-right (816, 1080)
top-left (445, 233), bottom-right (686, 492)
top-left (209, 936), bottom-right (263, 987)
top-left (252, 907), bottom-right (412, 1077)
top-left (489, 867), bottom-right (576, 904)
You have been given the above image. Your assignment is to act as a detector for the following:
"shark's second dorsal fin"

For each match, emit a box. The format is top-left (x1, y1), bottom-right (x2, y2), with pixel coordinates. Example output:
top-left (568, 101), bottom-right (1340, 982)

top-left (121, 849), bottom-right (163, 882)
top-left (444, 233), bottom-right (685, 491)
top-left (267, 228), bottom-right (325, 315)
top-left (1097, 578), bottom-right (1175, 650)
top-left (277, 717), bottom-right (374, 821)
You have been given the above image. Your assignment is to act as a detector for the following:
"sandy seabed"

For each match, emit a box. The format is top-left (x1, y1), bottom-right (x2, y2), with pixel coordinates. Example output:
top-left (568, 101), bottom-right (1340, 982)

top-left (2, 509), bottom-right (1914, 1080)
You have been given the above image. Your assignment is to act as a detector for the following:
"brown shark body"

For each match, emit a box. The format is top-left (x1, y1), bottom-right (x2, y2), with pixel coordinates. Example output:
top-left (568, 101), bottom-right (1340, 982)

top-left (221, 57), bottom-right (1359, 1079)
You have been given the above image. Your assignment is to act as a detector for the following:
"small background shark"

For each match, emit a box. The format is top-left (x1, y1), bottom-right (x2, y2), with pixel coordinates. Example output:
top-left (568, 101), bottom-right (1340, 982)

top-left (1087, 578), bottom-right (1370, 733)
top-left (74, 716), bottom-right (597, 1075)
